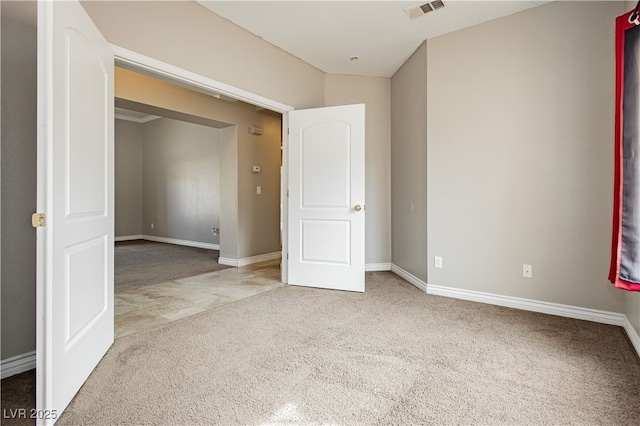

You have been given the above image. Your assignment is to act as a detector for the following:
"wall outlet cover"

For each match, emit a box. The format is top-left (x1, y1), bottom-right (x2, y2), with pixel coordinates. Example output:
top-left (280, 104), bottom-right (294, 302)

top-left (434, 256), bottom-right (443, 269)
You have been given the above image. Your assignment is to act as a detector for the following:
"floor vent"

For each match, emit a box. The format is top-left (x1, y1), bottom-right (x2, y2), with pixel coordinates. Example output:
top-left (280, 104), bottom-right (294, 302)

top-left (405, 1), bottom-right (446, 20)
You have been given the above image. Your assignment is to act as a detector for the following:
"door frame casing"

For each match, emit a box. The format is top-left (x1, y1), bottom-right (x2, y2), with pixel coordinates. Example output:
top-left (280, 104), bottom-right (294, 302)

top-left (111, 45), bottom-right (294, 283)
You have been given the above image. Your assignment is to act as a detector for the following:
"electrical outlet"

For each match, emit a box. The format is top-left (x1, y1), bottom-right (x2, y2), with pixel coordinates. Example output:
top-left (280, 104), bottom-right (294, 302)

top-left (151, 223), bottom-right (154, 229)
top-left (434, 256), bottom-right (443, 269)
top-left (256, 186), bottom-right (262, 195)
top-left (522, 264), bottom-right (533, 278)
top-left (212, 228), bottom-right (219, 236)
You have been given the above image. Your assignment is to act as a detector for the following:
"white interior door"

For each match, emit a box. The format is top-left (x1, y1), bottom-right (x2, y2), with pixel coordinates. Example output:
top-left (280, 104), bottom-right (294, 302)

top-left (288, 104), bottom-right (365, 292)
top-left (36, 1), bottom-right (114, 422)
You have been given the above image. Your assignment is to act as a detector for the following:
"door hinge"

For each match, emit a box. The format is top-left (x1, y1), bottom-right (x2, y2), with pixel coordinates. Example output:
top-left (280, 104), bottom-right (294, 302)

top-left (287, 253), bottom-right (289, 260)
top-left (288, 128), bottom-right (290, 135)
top-left (287, 190), bottom-right (289, 198)
top-left (32, 213), bottom-right (46, 228)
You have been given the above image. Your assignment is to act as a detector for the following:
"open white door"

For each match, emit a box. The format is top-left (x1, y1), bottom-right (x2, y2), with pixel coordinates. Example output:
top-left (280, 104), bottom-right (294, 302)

top-left (288, 104), bottom-right (365, 292)
top-left (36, 1), bottom-right (114, 422)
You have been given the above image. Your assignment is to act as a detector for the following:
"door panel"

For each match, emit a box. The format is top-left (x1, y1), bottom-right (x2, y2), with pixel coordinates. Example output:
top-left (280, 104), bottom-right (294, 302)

top-left (288, 104), bottom-right (365, 292)
top-left (37, 1), bottom-right (114, 422)
top-left (66, 30), bottom-right (109, 217)
top-left (301, 220), bottom-right (351, 264)
top-left (65, 236), bottom-right (108, 347)
top-left (301, 122), bottom-right (351, 208)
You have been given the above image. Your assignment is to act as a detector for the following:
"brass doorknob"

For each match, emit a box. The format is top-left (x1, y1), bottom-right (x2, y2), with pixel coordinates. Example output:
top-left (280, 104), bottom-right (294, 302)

top-left (354, 205), bottom-right (362, 211)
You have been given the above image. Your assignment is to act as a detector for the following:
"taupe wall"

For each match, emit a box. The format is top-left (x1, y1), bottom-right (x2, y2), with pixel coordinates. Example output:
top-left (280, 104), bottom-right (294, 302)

top-left (390, 42), bottom-right (428, 281)
top-left (115, 120), bottom-right (144, 237)
top-left (1, 4), bottom-right (37, 360)
top-left (421, 1), bottom-right (625, 312)
top-left (324, 74), bottom-right (391, 266)
top-left (142, 118), bottom-right (221, 245)
top-left (624, 0), bottom-right (640, 339)
top-left (236, 113), bottom-right (282, 259)
top-left (81, 1), bottom-right (325, 109)
top-left (220, 127), bottom-right (239, 260)
top-left (115, 68), bottom-right (282, 260)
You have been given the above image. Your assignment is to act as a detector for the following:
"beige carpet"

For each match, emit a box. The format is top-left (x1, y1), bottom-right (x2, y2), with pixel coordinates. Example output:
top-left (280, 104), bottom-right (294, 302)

top-left (52, 271), bottom-right (640, 425)
top-left (1, 369), bottom-right (36, 426)
top-left (115, 240), bottom-right (230, 291)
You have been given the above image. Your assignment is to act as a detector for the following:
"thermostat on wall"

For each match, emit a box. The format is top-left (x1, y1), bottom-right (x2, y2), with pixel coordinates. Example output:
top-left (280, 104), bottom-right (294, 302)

top-left (249, 126), bottom-right (263, 135)
top-left (252, 165), bottom-right (261, 173)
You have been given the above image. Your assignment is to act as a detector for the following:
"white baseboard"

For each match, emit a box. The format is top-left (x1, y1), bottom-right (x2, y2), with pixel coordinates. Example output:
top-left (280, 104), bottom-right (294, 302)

top-left (218, 257), bottom-right (238, 267)
top-left (221, 259), bottom-right (390, 270)
top-left (426, 284), bottom-right (626, 326)
top-left (219, 252), bottom-right (282, 267)
top-left (1, 351), bottom-right (36, 379)
top-left (365, 263), bottom-right (392, 272)
top-left (115, 234), bottom-right (143, 242)
top-left (389, 266), bottom-right (640, 358)
top-left (622, 316), bottom-right (640, 357)
top-left (391, 264), bottom-right (428, 292)
top-left (238, 252), bottom-right (281, 266)
top-left (137, 235), bottom-right (220, 251)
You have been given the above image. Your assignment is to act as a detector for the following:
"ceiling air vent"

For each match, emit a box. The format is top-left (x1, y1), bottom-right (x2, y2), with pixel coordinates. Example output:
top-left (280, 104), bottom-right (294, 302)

top-left (405, 1), bottom-right (445, 20)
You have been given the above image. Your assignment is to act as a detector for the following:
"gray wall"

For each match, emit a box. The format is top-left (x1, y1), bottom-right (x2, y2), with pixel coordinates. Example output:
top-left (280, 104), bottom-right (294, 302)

top-left (116, 117), bottom-right (223, 245)
top-left (627, 293), bottom-right (640, 339)
top-left (115, 120), bottom-right (144, 236)
top-left (142, 118), bottom-right (221, 245)
top-left (624, 0), bottom-right (640, 339)
top-left (390, 0), bottom-right (628, 313)
top-left (390, 42), bottom-right (428, 281)
top-left (1, 3), bottom-right (37, 360)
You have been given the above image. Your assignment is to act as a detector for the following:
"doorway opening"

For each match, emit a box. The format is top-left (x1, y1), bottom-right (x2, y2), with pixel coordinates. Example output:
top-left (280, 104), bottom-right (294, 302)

top-left (113, 47), bottom-right (293, 283)
top-left (113, 66), bottom-right (285, 337)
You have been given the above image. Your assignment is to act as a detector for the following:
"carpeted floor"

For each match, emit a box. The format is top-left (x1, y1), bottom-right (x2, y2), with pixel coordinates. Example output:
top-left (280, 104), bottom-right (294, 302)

top-left (115, 240), bottom-right (230, 291)
top-left (1, 370), bottom-right (36, 426)
top-left (54, 272), bottom-right (640, 424)
top-left (3, 272), bottom-right (640, 424)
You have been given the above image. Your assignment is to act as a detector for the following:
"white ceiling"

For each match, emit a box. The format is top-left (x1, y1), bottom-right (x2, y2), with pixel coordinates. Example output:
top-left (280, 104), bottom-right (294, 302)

top-left (197, 1), bottom-right (550, 78)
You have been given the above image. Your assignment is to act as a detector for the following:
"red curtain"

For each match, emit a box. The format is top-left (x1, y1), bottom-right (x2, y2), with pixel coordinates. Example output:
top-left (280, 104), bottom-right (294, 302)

top-left (609, 9), bottom-right (640, 291)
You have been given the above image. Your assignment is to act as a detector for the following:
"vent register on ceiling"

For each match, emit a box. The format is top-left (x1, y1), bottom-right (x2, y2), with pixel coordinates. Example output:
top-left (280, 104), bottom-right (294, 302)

top-left (404, 1), bottom-right (445, 20)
